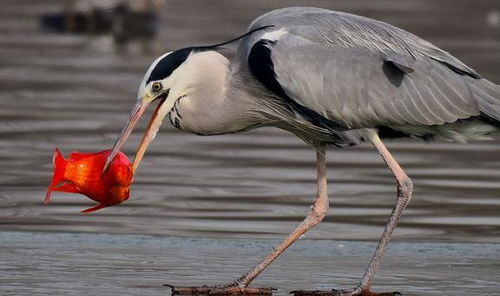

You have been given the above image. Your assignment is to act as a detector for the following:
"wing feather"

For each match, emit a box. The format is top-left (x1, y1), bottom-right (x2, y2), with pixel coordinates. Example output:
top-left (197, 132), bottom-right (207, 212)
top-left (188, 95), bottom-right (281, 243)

top-left (427, 77), bottom-right (473, 117)
top-left (248, 34), bottom-right (479, 128)
top-left (244, 7), bottom-right (482, 129)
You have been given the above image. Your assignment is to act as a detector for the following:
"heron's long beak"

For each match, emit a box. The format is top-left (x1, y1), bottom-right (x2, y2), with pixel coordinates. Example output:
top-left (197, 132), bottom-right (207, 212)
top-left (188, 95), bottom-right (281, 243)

top-left (104, 95), bottom-right (169, 174)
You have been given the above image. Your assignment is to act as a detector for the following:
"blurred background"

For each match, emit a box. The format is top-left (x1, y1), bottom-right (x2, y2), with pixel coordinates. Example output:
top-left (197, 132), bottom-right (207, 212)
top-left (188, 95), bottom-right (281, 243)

top-left (0, 0), bottom-right (499, 243)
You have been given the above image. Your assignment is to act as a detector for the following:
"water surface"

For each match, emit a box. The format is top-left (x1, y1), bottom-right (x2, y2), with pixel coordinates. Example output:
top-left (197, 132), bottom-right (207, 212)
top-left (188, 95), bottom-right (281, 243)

top-left (0, 0), bottom-right (500, 241)
top-left (2, 232), bottom-right (500, 296)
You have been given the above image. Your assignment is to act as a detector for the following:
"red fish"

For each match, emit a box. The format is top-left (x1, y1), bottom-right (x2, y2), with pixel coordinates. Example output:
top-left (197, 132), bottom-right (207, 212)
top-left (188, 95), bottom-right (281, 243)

top-left (45, 149), bottom-right (133, 213)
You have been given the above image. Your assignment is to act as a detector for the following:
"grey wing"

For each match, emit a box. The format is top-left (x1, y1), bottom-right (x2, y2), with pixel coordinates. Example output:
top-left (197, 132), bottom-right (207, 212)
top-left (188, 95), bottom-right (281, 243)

top-left (247, 7), bottom-right (480, 78)
top-left (269, 38), bottom-right (478, 128)
top-left (245, 7), bottom-right (481, 129)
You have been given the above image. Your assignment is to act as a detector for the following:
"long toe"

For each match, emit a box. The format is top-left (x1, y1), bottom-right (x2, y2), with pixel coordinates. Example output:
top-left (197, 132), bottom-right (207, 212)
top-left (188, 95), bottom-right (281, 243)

top-left (291, 289), bottom-right (401, 296)
top-left (166, 284), bottom-right (275, 295)
top-left (356, 291), bottom-right (401, 296)
top-left (356, 290), bottom-right (402, 296)
top-left (291, 290), bottom-right (352, 296)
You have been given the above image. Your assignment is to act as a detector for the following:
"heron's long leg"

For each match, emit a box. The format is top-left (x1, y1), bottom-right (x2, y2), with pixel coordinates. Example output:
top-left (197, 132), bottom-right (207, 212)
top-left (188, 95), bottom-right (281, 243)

top-left (235, 147), bottom-right (330, 288)
top-left (357, 132), bottom-right (413, 292)
top-left (169, 148), bottom-right (329, 295)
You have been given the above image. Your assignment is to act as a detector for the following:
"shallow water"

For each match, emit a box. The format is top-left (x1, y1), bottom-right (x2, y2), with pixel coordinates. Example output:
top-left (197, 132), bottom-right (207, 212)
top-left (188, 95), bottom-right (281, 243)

top-left (1, 0), bottom-right (499, 243)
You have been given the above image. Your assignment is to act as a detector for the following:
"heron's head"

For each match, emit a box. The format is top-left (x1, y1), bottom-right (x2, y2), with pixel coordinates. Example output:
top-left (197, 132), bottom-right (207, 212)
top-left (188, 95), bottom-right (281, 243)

top-left (104, 47), bottom-right (228, 173)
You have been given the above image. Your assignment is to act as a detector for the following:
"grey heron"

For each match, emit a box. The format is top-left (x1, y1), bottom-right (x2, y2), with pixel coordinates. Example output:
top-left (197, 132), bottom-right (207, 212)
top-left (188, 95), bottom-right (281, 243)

top-left (104, 7), bottom-right (500, 296)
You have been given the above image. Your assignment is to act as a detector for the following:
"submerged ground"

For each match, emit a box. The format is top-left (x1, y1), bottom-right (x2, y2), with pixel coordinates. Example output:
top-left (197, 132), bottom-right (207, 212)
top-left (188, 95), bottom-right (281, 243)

top-left (2, 232), bottom-right (500, 296)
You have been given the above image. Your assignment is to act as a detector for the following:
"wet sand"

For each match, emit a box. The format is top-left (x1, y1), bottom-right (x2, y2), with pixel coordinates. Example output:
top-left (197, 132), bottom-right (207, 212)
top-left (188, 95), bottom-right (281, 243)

top-left (1, 231), bottom-right (499, 296)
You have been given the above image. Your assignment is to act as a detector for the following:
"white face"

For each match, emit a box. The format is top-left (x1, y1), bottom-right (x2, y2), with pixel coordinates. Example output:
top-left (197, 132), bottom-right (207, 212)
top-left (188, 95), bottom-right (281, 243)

top-left (106, 48), bottom-right (233, 175)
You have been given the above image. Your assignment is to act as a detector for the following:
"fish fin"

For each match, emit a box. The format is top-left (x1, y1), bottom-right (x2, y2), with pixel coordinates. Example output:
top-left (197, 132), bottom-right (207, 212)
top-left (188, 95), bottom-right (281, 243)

top-left (44, 189), bottom-right (53, 205)
top-left (81, 204), bottom-right (107, 214)
top-left (52, 182), bottom-right (80, 193)
top-left (45, 148), bottom-right (68, 204)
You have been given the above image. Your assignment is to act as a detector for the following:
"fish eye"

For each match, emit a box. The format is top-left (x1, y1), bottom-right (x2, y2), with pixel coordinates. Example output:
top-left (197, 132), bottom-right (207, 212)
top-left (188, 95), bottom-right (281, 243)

top-left (152, 82), bottom-right (162, 92)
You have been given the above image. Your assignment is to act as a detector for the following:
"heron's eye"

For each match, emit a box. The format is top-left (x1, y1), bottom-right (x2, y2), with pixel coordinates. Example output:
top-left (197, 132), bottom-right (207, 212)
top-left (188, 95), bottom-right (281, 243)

top-left (152, 82), bottom-right (162, 92)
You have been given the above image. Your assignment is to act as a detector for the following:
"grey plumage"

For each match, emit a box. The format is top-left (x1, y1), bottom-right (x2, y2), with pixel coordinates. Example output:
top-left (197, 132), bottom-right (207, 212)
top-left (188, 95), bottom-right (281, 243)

top-left (107, 7), bottom-right (500, 295)
top-left (230, 7), bottom-right (500, 145)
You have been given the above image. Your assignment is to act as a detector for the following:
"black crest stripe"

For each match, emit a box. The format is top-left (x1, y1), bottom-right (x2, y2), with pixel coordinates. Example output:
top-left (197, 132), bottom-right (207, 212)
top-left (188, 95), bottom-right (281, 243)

top-left (248, 39), bottom-right (348, 131)
top-left (146, 47), bottom-right (194, 84)
top-left (199, 25), bottom-right (274, 50)
top-left (430, 58), bottom-right (481, 79)
top-left (146, 26), bottom-right (273, 84)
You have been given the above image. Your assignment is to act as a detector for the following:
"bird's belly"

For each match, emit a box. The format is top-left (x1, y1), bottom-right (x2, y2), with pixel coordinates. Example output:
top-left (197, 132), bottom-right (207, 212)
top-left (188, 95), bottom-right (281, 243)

top-left (274, 118), bottom-right (370, 148)
top-left (382, 120), bottom-right (498, 143)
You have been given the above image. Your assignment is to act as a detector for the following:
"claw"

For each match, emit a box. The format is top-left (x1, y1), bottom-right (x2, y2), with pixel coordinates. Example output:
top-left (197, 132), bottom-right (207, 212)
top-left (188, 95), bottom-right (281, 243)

top-left (166, 284), bottom-right (275, 296)
top-left (291, 291), bottom-right (343, 296)
top-left (291, 290), bottom-right (401, 296)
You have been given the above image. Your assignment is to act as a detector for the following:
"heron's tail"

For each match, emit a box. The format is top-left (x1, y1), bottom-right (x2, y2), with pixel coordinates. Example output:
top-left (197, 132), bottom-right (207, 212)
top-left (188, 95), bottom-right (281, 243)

top-left (470, 78), bottom-right (500, 127)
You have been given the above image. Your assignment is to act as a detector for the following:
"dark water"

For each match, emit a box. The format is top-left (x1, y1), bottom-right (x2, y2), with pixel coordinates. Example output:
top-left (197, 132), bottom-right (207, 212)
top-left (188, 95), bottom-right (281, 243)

top-left (1, 0), bottom-right (499, 242)
top-left (1, 1), bottom-right (500, 295)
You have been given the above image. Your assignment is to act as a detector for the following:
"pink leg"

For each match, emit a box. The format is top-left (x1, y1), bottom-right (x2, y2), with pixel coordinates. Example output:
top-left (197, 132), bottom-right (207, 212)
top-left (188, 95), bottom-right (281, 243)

top-left (171, 148), bottom-right (329, 294)
top-left (294, 132), bottom-right (412, 296)
top-left (356, 133), bottom-right (413, 293)
top-left (236, 148), bottom-right (329, 287)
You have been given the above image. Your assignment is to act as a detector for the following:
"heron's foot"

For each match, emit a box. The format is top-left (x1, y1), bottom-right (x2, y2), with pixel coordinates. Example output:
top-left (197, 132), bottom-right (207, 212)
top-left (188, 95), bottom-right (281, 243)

top-left (166, 283), bottom-right (275, 295)
top-left (291, 287), bottom-right (401, 296)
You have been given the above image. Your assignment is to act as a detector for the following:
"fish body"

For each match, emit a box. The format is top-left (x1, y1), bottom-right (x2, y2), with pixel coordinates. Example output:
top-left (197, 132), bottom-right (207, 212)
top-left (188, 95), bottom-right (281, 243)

top-left (45, 149), bottom-right (133, 213)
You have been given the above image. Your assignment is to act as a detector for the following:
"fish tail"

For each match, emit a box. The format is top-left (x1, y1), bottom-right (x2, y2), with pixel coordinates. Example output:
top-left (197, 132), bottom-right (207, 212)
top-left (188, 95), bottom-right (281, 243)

top-left (81, 204), bottom-right (107, 214)
top-left (45, 148), bottom-right (67, 204)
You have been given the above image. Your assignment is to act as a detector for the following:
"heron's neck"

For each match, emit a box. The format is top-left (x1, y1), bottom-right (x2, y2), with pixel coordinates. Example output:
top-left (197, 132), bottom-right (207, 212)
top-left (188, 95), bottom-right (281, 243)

top-left (173, 51), bottom-right (266, 135)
